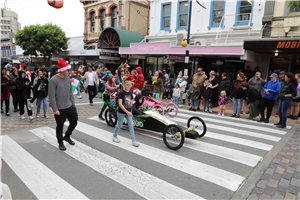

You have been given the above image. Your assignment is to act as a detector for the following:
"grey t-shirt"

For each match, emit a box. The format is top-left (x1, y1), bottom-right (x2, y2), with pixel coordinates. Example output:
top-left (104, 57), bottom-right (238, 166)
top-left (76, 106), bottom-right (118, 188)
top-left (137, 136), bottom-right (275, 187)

top-left (48, 75), bottom-right (75, 112)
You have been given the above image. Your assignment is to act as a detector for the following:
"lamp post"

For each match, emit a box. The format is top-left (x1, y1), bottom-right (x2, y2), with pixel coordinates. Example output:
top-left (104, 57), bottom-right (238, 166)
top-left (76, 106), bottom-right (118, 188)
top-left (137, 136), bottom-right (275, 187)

top-left (182, 0), bottom-right (206, 73)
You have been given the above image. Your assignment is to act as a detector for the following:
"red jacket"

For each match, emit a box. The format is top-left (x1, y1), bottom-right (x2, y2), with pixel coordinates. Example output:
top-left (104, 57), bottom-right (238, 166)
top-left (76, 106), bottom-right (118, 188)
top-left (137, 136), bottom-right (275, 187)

top-left (134, 67), bottom-right (145, 89)
top-left (1, 75), bottom-right (13, 101)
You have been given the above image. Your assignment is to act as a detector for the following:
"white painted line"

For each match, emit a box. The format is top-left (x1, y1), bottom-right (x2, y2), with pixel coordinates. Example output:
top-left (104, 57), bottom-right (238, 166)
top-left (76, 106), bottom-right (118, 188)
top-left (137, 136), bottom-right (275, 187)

top-left (176, 113), bottom-right (287, 135)
top-left (89, 116), bottom-right (263, 167)
top-left (1, 135), bottom-right (89, 200)
top-left (67, 121), bottom-right (245, 191)
top-left (30, 127), bottom-right (204, 200)
top-left (75, 102), bottom-right (103, 106)
top-left (178, 109), bottom-right (292, 129)
top-left (172, 117), bottom-right (282, 142)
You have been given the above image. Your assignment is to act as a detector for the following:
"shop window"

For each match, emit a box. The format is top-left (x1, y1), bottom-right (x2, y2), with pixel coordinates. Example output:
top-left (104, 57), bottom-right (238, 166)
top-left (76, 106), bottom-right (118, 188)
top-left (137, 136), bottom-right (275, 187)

top-left (234, 0), bottom-right (254, 27)
top-left (160, 2), bottom-right (171, 32)
top-left (111, 7), bottom-right (117, 28)
top-left (176, 1), bottom-right (189, 31)
top-left (100, 10), bottom-right (105, 31)
top-left (208, 0), bottom-right (225, 30)
top-left (91, 11), bottom-right (95, 32)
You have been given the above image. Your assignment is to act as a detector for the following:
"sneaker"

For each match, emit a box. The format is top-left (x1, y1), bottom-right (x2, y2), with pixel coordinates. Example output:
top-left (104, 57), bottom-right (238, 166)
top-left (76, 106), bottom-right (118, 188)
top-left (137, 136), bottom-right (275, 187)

top-left (77, 95), bottom-right (82, 99)
top-left (209, 108), bottom-right (213, 113)
top-left (218, 113), bottom-right (221, 116)
top-left (5, 113), bottom-right (10, 116)
top-left (264, 119), bottom-right (269, 123)
top-left (112, 137), bottom-right (120, 143)
top-left (189, 107), bottom-right (193, 110)
top-left (63, 136), bottom-right (75, 145)
top-left (291, 116), bottom-right (298, 120)
top-left (132, 140), bottom-right (140, 147)
top-left (193, 109), bottom-right (196, 112)
top-left (13, 108), bottom-right (18, 112)
top-left (29, 116), bottom-right (33, 120)
top-left (274, 122), bottom-right (281, 125)
top-left (257, 118), bottom-right (265, 122)
top-left (222, 114), bottom-right (225, 117)
top-left (236, 115), bottom-right (240, 118)
top-left (21, 115), bottom-right (25, 120)
top-left (95, 95), bottom-right (98, 98)
top-left (58, 143), bottom-right (66, 151)
top-left (230, 114), bottom-right (236, 117)
top-left (36, 114), bottom-right (40, 118)
top-left (287, 115), bottom-right (293, 118)
top-left (178, 104), bottom-right (183, 107)
top-left (44, 115), bottom-right (49, 119)
top-left (197, 107), bottom-right (200, 111)
top-left (99, 116), bottom-right (105, 121)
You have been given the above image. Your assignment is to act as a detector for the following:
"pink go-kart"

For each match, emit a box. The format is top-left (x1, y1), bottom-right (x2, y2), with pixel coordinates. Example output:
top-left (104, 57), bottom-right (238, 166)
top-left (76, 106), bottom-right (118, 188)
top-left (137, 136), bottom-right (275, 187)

top-left (144, 96), bottom-right (178, 117)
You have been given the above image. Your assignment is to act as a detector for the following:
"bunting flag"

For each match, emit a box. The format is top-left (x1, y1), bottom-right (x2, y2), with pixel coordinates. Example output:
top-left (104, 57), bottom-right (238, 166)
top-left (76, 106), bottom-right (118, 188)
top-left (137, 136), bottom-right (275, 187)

top-left (20, 64), bottom-right (24, 71)
top-left (71, 78), bottom-right (79, 94)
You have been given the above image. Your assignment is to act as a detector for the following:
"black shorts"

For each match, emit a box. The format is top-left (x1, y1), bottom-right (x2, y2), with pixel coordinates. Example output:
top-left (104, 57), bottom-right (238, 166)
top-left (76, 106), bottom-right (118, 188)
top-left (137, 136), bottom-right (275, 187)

top-left (293, 98), bottom-right (300, 102)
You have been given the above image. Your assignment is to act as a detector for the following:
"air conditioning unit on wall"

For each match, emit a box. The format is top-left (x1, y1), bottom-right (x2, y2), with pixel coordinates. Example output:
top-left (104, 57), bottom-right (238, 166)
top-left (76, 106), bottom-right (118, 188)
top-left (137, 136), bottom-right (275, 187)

top-left (194, 39), bottom-right (207, 46)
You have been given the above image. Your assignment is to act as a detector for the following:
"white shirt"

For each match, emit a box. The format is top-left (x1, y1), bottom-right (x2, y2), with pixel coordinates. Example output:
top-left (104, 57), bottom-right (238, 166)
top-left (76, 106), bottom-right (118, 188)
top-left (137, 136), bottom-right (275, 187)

top-left (88, 72), bottom-right (94, 86)
top-left (164, 73), bottom-right (169, 80)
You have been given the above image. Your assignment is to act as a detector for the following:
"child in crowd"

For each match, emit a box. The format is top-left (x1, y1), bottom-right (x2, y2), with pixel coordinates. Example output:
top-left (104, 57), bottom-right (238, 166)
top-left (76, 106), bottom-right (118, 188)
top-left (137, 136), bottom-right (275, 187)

top-left (152, 72), bottom-right (158, 85)
top-left (132, 94), bottom-right (149, 116)
top-left (218, 90), bottom-right (228, 116)
top-left (191, 83), bottom-right (200, 112)
top-left (176, 75), bottom-right (183, 85)
top-left (173, 83), bottom-right (180, 106)
top-left (113, 76), bottom-right (140, 147)
top-left (202, 80), bottom-right (212, 113)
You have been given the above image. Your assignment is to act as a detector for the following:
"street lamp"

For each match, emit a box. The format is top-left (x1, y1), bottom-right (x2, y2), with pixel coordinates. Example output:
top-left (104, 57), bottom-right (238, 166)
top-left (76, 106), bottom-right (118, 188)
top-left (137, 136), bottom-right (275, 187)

top-left (182, 0), bottom-right (206, 73)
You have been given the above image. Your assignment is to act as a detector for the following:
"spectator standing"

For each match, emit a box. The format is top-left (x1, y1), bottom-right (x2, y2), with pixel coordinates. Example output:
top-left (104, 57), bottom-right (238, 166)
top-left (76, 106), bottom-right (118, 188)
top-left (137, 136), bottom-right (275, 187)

top-left (115, 66), bottom-right (125, 86)
top-left (202, 80), bottom-right (212, 112)
top-left (16, 71), bottom-right (33, 120)
top-left (230, 72), bottom-right (246, 118)
top-left (191, 83), bottom-right (200, 112)
top-left (50, 67), bottom-right (58, 78)
top-left (276, 71), bottom-right (286, 116)
top-left (257, 73), bottom-right (281, 123)
top-left (218, 90), bottom-right (228, 116)
top-left (81, 65), bottom-right (99, 106)
top-left (288, 73), bottom-right (300, 120)
top-left (218, 72), bottom-right (231, 96)
top-left (248, 72), bottom-right (266, 94)
top-left (243, 65), bottom-right (252, 81)
top-left (1, 68), bottom-right (13, 116)
top-left (133, 67), bottom-right (145, 90)
top-left (153, 72), bottom-right (165, 102)
top-left (164, 79), bottom-right (173, 99)
top-left (40, 65), bottom-right (49, 78)
top-left (275, 73), bottom-right (297, 128)
top-left (9, 68), bottom-right (19, 112)
top-left (48, 59), bottom-right (78, 151)
top-left (146, 69), bottom-right (153, 85)
top-left (208, 70), bottom-right (219, 112)
top-left (173, 83), bottom-right (180, 106)
top-left (179, 76), bottom-right (187, 107)
top-left (34, 70), bottom-right (49, 118)
top-left (123, 63), bottom-right (131, 77)
top-left (192, 68), bottom-right (207, 110)
top-left (241, 83), bottom-right (262, 120)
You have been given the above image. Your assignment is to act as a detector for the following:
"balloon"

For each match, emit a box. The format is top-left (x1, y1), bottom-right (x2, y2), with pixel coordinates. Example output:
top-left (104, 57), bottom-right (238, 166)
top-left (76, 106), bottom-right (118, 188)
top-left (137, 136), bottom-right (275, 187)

top-left (48, 0), bottom-right (64, 9)
top-left (297, 85), bottom-right (300, 92)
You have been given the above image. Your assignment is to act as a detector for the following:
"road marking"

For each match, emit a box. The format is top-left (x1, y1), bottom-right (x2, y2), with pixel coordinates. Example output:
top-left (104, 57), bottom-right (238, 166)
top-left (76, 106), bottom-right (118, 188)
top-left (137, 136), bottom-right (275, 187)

top-left (178, 109), bottom-right (292, 129)
top-left (176, 113), bottom-right (287, 135)
top-left (1, 135), bottom-right (88, 200)
top-left (75, 102), bottom-right (103, 106)
top-left (67, 121), bottom-right (245, 191)
top-left (89, 116), bottom-right (263, 167)
top-left (172, 117), bottom-right (282, 142)
top-left (30, 127), bottom-right (204, 200)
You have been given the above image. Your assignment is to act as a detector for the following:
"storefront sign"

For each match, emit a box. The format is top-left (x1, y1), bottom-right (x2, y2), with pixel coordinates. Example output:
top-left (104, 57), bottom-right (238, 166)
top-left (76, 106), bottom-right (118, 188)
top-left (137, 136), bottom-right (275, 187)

top-left (120, 43), bottom-right (244, 55)
top-left (169, 55), bottom-right (185, 60)
top-left (100, 52), bottom-right (120, 57)
top-left (244, 40), bottom-right (300, 50)
top-left (276, 41), bottom-right (300, 49)
top-left (99, 56), bottom-right (120, 60)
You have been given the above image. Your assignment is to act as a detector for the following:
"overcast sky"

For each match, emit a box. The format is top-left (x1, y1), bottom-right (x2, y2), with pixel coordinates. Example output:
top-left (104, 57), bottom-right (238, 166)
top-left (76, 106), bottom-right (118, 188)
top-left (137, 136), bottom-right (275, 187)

top-left (1, 0), bottom-right (84, 37)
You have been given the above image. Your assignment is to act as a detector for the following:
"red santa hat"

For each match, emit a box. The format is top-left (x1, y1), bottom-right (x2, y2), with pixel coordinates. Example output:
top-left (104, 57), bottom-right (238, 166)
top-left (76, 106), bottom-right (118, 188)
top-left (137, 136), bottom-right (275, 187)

top-left (58, 59), bottom-right (71, 72)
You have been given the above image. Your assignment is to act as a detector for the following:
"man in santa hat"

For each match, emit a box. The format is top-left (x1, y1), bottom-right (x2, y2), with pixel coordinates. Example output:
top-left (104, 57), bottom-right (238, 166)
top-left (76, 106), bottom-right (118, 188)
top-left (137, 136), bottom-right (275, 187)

top-left (48, 59), bottom-right (78, 151)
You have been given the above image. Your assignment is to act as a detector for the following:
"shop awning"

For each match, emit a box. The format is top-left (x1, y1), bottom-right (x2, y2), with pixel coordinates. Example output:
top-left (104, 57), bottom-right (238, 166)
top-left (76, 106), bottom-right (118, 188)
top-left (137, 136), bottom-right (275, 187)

top-left (97, 27), bottom-right (144, 49)
top-left (1, 59), bottom-right (12, 63)
top-left (244, 38), bottom-right (300, 54)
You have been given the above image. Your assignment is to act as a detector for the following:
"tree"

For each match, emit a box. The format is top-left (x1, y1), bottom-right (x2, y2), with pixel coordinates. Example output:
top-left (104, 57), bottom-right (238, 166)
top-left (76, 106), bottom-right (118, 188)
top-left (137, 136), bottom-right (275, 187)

top-left (15, 23), bottom-right (69, 67)
top-left (287, 1), bottom-right (300, 10)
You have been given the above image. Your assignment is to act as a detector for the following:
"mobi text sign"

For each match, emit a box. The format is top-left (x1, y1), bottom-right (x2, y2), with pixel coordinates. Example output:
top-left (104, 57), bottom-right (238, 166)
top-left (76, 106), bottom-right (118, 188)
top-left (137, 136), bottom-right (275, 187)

top-left (244, 40), bottom-right (300, 50)
top-left (276, 41), bottom-right (300, 49)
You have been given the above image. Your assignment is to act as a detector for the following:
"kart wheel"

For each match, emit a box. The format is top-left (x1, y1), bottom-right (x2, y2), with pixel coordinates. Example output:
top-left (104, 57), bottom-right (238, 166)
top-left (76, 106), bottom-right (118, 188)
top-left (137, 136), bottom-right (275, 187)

top-left (187, 116), bottom-right (207, 138)
top-left (166, 102), bottom-right (178, 118)
top-left (105, 108), bottom-right (117, 127)
top-left (153, 104), bottom-right (165, 116)
top-left (163, 124), bottom-right (184, 150)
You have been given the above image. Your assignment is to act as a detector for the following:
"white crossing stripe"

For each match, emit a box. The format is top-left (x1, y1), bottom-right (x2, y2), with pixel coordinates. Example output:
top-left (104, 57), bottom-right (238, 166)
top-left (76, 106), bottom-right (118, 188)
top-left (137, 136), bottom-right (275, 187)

top-left (172, 117), bottom-right (282, 142)
top-left (68, 121), bottom-right (246, 191)
top-left (89, 116), bottom-right (263, 167)
top-left (1, 135), bottom-right (89, 200)
top-left (30, 127), bottom-right (204, 200)
top-left (176, 113), bottom-right (287, 135)
top-left (178, 109), bottom-right (292, 129)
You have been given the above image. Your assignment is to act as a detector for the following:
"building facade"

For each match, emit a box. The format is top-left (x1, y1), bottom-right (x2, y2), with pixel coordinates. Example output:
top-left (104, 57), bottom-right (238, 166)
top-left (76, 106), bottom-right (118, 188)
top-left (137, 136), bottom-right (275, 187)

top-left (120, 0), bottom-right (267, 78)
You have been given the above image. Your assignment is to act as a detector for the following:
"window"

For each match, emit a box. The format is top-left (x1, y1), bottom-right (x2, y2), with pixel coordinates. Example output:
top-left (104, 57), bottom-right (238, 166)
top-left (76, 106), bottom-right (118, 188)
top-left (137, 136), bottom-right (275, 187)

top-left (7, 46), bottom-right (10, 57)
top-left (4, 26), bottom-right (6, 29)
top-left (91, 11), bottom-right (95, 32)
top-left (8, 26), bottom-right (10, 29)
top-left (100, 10), bottom-right (105, 31)
top-left (3, 47), bottom-right (6, 57)
top-left (208, 0), bottom-right (225, 30)
top-left (111, 7), bottom-right (117, 27)
top-left (176, 1), bottom-right (189, 31)
top-left (7, 21), bottom-right (10, 24)
top-left (1, 31), bottom-right (3, 34)
top-left (161, 2), bottom-right (171, 31)
top-left (5, 31), bottom-right (7, 34)
top-left (234, 0), bottom-right (254, 26)
top-left (0, 20), bottom-right (3, 24)
top-left (3, 20), bottom-right (6, 24)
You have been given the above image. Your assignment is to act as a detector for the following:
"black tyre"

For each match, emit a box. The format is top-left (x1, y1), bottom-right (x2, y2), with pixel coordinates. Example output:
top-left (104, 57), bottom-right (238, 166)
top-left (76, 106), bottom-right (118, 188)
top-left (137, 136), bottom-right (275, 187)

top-left (163, 124), bottom-right (185, 150)
top-left (187, 116), bottom-right (207, 138)
top-left (105, 108), bottom-right (117, 127)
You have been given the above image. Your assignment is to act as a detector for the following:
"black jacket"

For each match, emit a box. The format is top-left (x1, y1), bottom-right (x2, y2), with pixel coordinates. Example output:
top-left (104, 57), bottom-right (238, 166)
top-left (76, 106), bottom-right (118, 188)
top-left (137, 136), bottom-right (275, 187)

top-left (202, 86), bottom-right (212, 100)
top-left (247, 86), bottom-right (262, 103)
top-left (146, 73), bottom-right (153, 85)
top-left (218, 76), bottom-right (231, 96)
top-left (278, 82), bottom-right (297, 100)
top-left (34, 77), bottom-right (48, 98)
top-left (31, 72), bottom-right (37, 84)
top-left (231, 79), bottom-right (246, 99)
top-left (16, 71), bottom-right (31, 100)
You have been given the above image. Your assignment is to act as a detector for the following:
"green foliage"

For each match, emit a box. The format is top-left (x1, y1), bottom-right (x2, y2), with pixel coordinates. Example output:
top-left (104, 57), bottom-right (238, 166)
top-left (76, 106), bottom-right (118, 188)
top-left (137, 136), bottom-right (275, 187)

top-left (287, 1), bottom-right (300, 10)
top-left (15, 23), bottom-right (69, 65)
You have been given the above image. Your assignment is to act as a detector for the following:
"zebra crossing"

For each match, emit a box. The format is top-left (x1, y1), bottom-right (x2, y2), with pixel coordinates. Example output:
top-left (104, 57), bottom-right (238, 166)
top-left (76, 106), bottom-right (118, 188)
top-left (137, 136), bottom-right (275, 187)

top-left (1, 108), bottom-right (290, 199)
